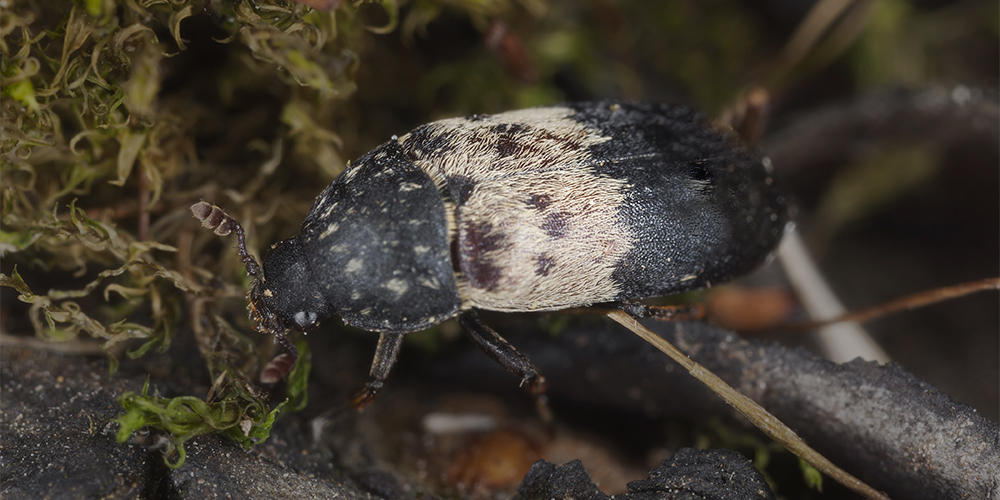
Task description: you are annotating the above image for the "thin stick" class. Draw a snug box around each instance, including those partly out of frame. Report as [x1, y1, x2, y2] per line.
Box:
[606, 309, 890, 500]
[782, 277, 1000, 332]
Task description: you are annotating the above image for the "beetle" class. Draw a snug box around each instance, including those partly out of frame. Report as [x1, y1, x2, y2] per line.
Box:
[192, 100, 787, 408]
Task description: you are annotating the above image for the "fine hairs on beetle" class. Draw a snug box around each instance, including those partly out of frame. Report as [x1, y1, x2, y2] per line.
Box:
[193, 100, 785, 405]
[192, 101, 890, 500]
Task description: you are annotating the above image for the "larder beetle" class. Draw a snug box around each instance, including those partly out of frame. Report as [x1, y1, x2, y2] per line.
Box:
[192, 100, 787, 408]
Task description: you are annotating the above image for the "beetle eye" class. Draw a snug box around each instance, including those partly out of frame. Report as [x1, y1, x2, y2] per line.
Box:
[292, 310, 319, 329]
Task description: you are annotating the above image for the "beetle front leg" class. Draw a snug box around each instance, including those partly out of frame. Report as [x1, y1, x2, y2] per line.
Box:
[351, 332, 404, 410]
[458, 311, 552, 421]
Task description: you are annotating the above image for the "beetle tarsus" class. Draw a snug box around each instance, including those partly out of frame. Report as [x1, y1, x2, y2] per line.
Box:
[349, 333, 404, 408]
[351, 381, 383, 410]
[521, 373, 548, 396]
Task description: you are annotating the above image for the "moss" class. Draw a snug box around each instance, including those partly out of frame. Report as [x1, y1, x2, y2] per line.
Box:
[115, 377, 288, 468]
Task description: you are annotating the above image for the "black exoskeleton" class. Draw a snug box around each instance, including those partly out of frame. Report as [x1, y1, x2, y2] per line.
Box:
[192, 100, 787, 410]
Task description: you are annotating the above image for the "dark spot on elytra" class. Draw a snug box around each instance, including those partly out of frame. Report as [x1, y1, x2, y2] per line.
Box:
[496, 136, 522, 158]
[448, 175, 477, 205]
[400, 125, 457, 158]
[542, 211, 571, 238]
[525, 194, 552, 211]
[467, 259, 504, 292]
[492, 123, 526, 134]
[464, 221, 507, 254]
[535, 254, 555, 276]
[461, 221, 508, 291]
[535, 129, 583, 151]
[494, 123, 530, 158]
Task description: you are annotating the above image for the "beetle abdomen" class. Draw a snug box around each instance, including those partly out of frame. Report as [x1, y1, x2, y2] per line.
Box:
[571, 102, 787, 298]
[398, 101, 785, 311]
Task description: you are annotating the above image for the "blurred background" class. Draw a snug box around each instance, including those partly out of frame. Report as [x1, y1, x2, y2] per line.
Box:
[2, 0, 997, 498]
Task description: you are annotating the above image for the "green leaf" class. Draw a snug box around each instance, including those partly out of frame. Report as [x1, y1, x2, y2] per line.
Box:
[799, 458, 824, 492]
[283, 340, 311, 414]
[0, 267, 34, 299]
[2, 79, 40, 113]
[111, 129, 146, 187]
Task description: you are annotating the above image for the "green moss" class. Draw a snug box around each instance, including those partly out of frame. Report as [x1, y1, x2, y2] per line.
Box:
[115, 377, 287, 468]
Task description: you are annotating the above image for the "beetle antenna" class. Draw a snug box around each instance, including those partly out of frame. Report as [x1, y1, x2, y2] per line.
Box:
[191, 201, 262, 278]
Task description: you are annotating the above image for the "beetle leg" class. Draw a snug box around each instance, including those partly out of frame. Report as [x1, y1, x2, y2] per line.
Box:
[260, 329, 299, 384]
[351, 332, 404, 410]
[611, 301, 705, 322]
[458, 311, 552, 421]
[275, 329, 299, 360]
[458, 311, 547, 394]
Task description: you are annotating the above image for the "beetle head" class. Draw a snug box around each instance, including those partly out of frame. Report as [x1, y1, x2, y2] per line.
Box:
[191, 202, 333, 339]
[251, 238, 334, 333]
